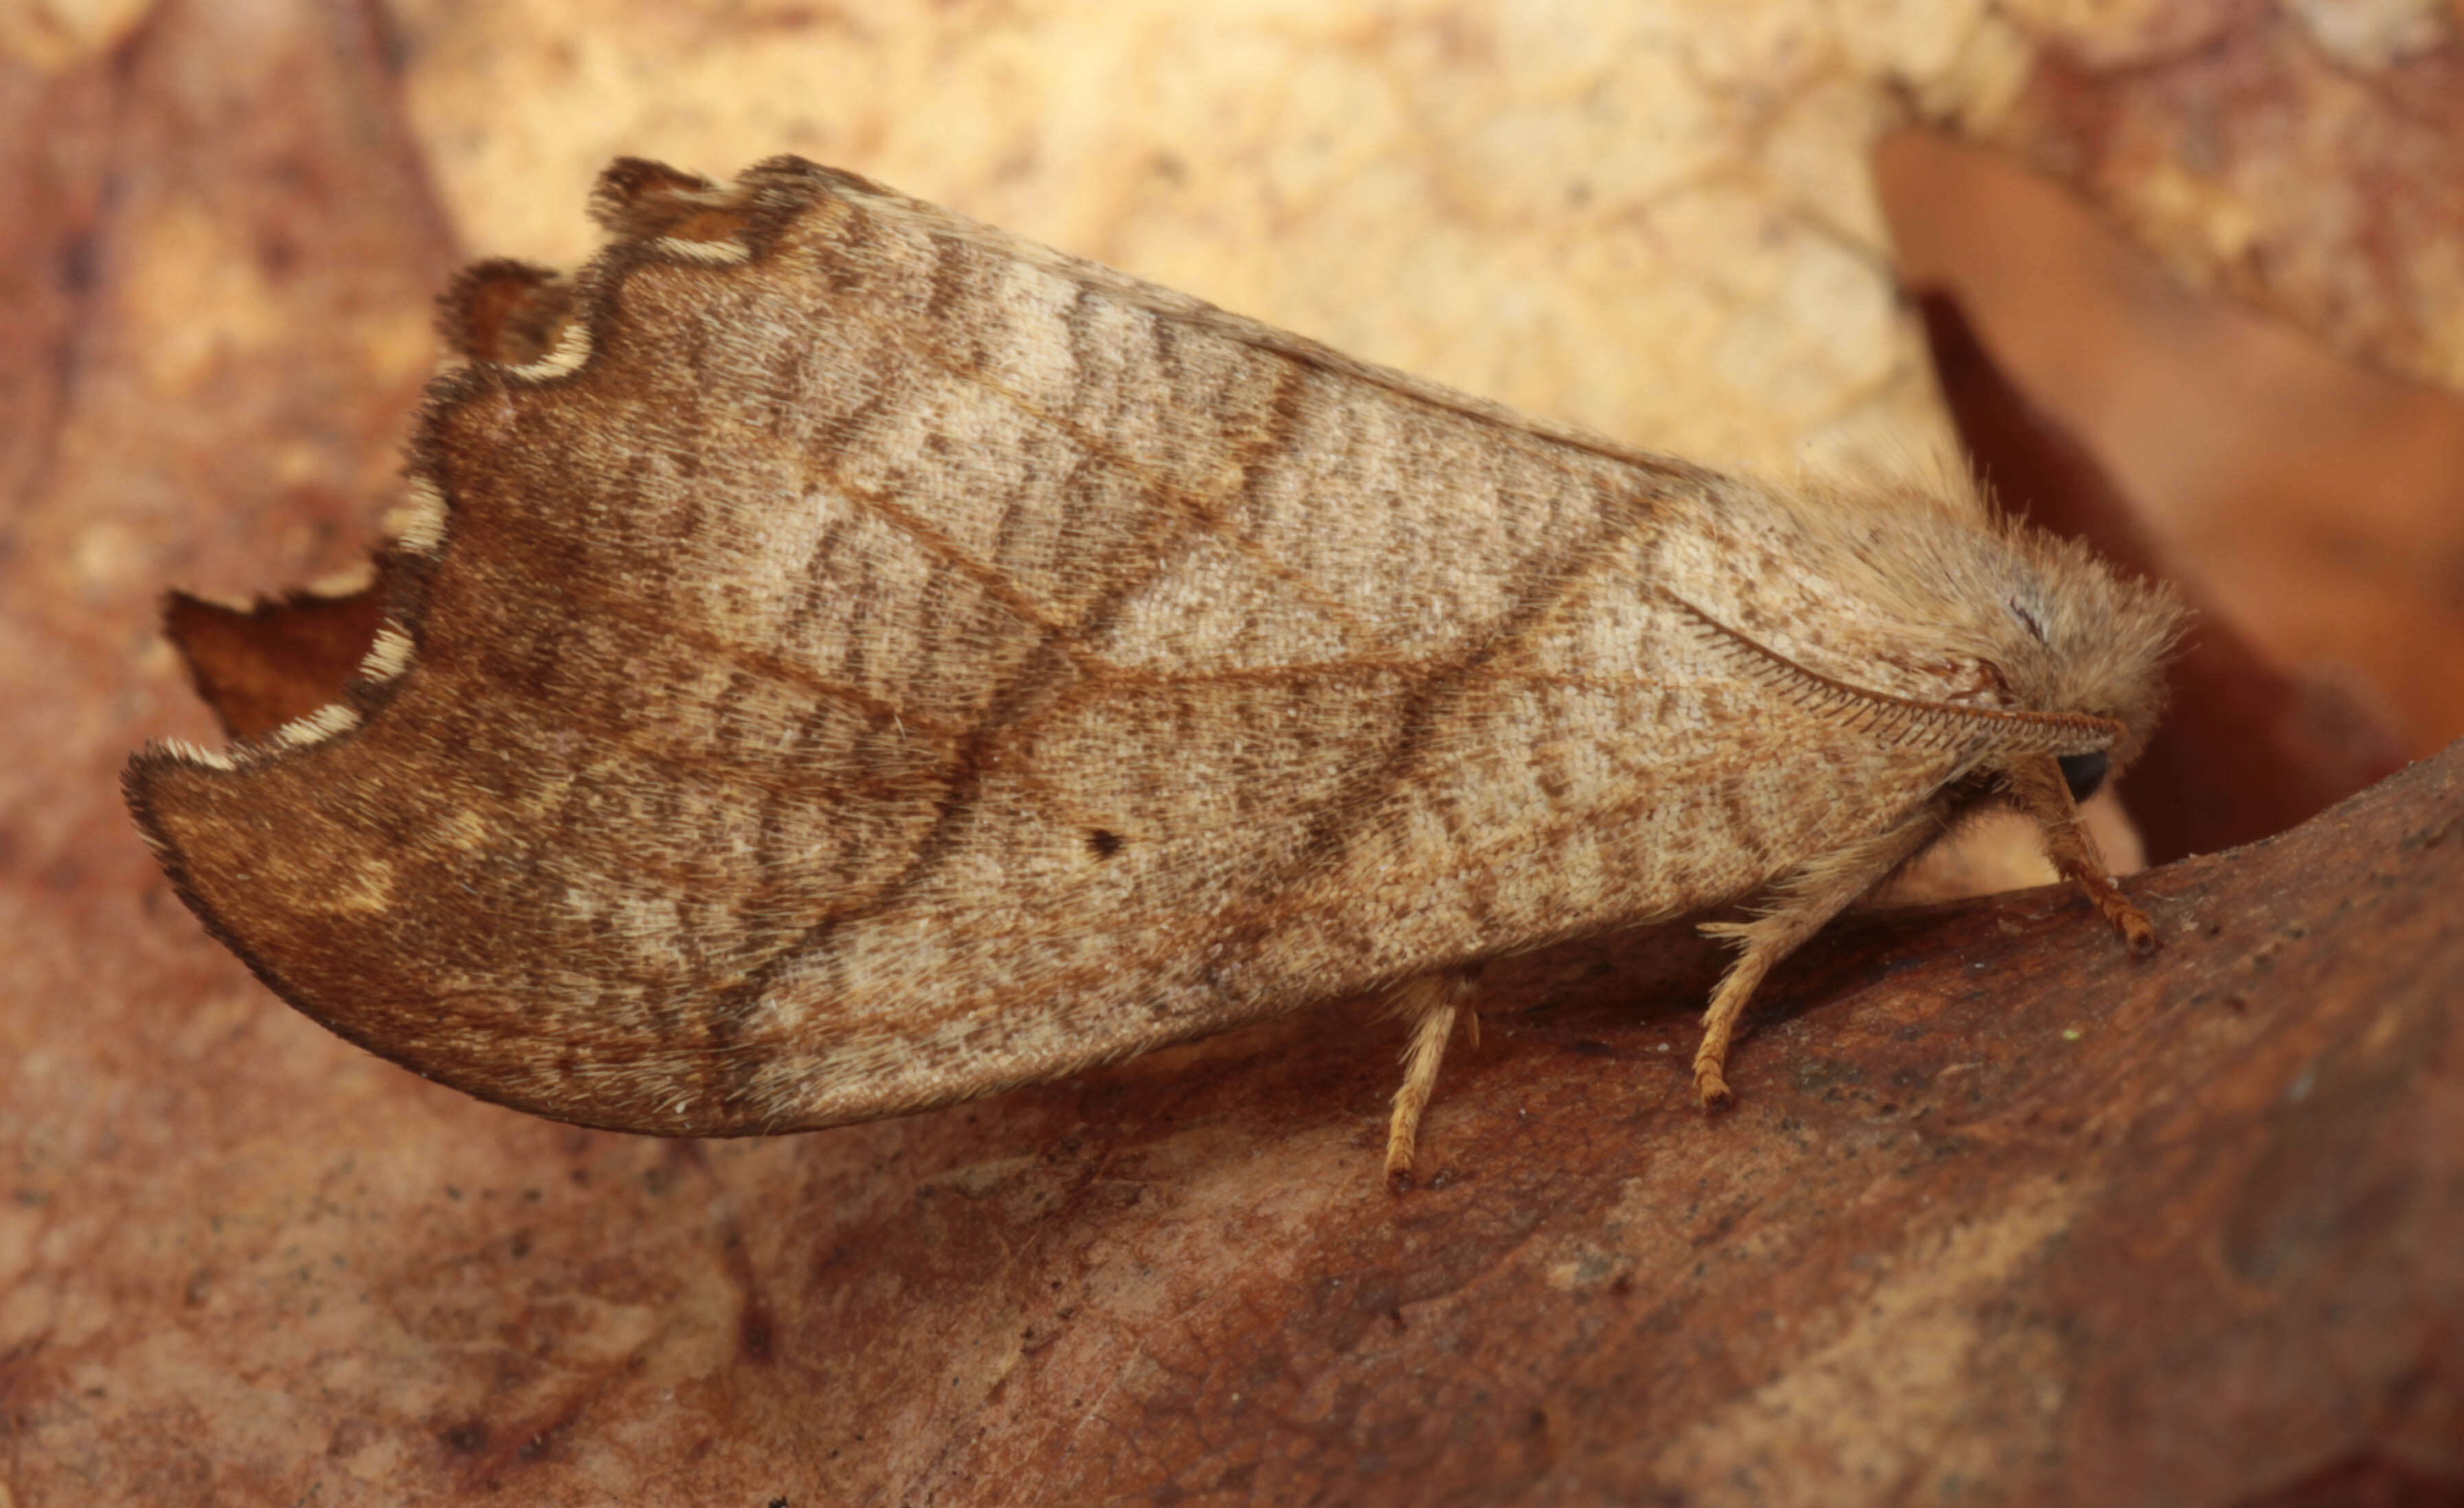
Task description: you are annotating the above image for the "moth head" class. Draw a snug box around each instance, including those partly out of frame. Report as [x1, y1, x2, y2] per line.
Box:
[1786, 467, 2187, 785]
[1985, 524, 2188, 782]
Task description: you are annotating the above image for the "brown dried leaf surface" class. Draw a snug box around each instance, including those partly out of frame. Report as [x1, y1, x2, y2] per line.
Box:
[1964, 0, 2464, 394]
[7, 0, 2463, 1504]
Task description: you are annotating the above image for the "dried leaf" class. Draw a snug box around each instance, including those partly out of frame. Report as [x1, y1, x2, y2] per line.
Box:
[1965, 0, 2464, 392]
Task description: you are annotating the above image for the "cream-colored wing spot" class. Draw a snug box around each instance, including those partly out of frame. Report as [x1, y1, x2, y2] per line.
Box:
[384, 475, 449, 557]
[652, 236, 751, 267]
[158, 737, 238, 772]
[504, 322, 593, 382]
[269, 702, 362, 749]
[357, 623, 416, 685]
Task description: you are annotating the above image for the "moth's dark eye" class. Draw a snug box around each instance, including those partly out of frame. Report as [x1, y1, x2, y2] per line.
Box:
[2058, 751, 2108, 802]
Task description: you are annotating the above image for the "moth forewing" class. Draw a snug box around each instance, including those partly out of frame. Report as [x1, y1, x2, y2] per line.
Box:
[122, 155, 2184, 1179]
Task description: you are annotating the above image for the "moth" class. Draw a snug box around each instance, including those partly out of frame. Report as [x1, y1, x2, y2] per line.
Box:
[124, 157, 2184, 1184]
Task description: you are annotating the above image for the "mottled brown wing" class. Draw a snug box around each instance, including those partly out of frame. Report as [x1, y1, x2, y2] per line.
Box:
[124, 159, 1965, 1134]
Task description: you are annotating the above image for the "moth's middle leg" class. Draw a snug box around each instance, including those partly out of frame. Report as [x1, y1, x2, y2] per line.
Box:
[1693, 813, 1942, 1107]
[1382, 966, 1481, 1189]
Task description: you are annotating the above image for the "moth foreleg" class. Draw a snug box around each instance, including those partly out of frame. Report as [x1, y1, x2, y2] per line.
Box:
[1382, 967, 1481, 1190]
[1694, 814, 1944, 1108]
[2005, 754, 2157, 949]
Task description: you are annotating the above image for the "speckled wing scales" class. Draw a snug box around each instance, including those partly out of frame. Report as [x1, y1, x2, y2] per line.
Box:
[123, 157, 2146, 1147]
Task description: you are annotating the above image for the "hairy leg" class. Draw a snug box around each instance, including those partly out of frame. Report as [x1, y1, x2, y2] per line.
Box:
[2004, 754, 2157, 948]
[1383, 967, 1481, 1188]
[1694, 811, 1945, 1107]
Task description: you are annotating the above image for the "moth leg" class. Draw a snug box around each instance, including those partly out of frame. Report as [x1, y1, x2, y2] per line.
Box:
[1383, 967, 1481, 1189]
[2005, 754, 2156, 949]
[1694, 815, 1942, 1108]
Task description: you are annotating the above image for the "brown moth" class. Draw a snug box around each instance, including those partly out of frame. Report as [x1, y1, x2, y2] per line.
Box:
[124, 157, 2184, 1184]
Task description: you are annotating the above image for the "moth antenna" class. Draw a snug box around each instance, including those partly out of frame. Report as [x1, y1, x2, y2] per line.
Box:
[1661, 590, 2127, 758]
